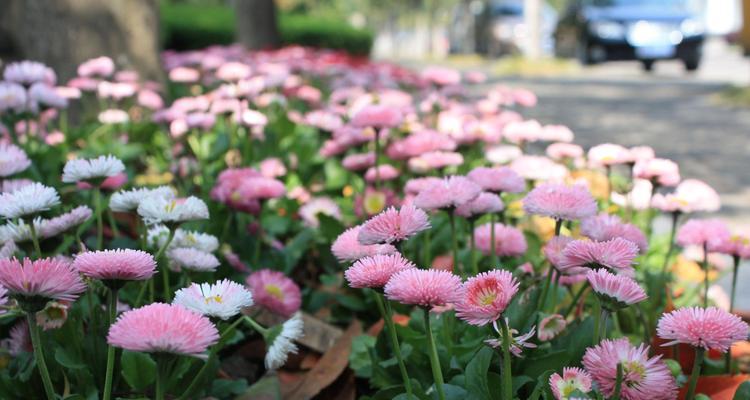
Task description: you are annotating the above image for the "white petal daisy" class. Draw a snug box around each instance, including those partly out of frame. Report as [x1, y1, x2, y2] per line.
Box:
[110, 186, 175, 212]
[168, 247, 220, 272]
[264, 313, 304, 370]
[62, 154, 125, 183]
[0, 143, 31, 177]
[173, 279, 253, 320]
[0, 182, 60, 219]
[137, 196, 209, 226]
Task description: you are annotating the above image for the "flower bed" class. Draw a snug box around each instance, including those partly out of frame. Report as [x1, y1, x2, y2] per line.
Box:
[0, 46, 748, 400]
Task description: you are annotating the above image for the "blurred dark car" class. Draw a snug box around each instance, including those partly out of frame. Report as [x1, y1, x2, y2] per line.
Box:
[554, 0, 705, 70]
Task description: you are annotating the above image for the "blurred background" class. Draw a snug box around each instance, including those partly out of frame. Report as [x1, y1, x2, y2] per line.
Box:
[2, 0, 750, 297]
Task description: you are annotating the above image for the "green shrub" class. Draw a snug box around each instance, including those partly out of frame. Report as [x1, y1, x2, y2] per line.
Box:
[160, 2, 373, 55]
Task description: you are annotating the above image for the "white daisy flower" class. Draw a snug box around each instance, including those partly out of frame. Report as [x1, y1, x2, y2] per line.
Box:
[137, 195, 209, 226]
[110, 186, 175, 212]
[0, 182, 60, 219]
[173, 279, 254, 320]
[62, 154, 125, 183]
[0, 143, 31, 177]
[0, 241, 17, 259]
[0, 220, 33, 243]
[167, 247, 220, 272]
[149, 226, 219, 252]
[264, 313, 304, 370]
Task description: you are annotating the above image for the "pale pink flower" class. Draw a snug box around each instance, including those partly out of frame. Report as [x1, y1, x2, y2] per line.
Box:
[387, 130, 457, 159]
[629, 146, 655, 163]
[0, 178, 32, 194]
[413, 176, 482, 210]
[4, 61, 56, 86]
[485, 320, 537, 356]
[216, 61, 251, 81]
[408, 151, 464, 173]
[77, 56, 115, 77]
[97, 81, 136, 100]
[522, 183, 597, 221]
[485, 145, 522, 164]
[236, 109, 268, 127]
[513, 88, 537, 107]
[351, 104, 403, 129]
[421, 66, 461, 86]
[582, 338, 677, 400]
[633, 158, 680, 187]
[304, 110, 343, 132]
[511, 155, 568, 181]
[237, 177, 286, 200]
[538, 314, 567, 341]
[455, 192, 504, 218]
[73, 249, 156, 283]
[384, 269, 464, 308]
[137, 89, 164, 110]
[544, 236, 575, 271]
[587, 143, 632, 168]
[342, 152, 375, 171]
[0, 82, 28, 113]
[651, 179, 721, 213]
[0, 258, 86, 303]
[559, 238, 639, 276]
[345, 253, 416, 289]
[0, 143, 31, 177]
[549, 367, 592, 400]
[39, 206, 93, 238]
[259, 158, 286, 178]
[657, 306, 749, 352]
[504, 119, 543, 144]
[169, 67, 201, 83]
[168, 248, 219, 272]
[474, 223, 528, 257]
[358, 205, 430, 245]
[36, 301, 69, 331]
[365, 164, 399, 183]
[298, 197, 342, 228]
[581, 214, 648, 253]
[467, 166, 525, 194]
[587, 269, 647, 310]
[331, 226, 397, 262]
[546, 143, 584, 161]
[2, 320, 31, 356]
[28, 83, 68, 110]
[714, 232, 750, 259]
[455, 270, 519, 325]
[107, 303, 219, 355]
[404, 177, 443, 195]
[676, 218, 731, 251]
[465, 71, 487, 83]
[246, 269, 302, 318]
[540, 125, 574, 143]
[98, 109, 129, 124]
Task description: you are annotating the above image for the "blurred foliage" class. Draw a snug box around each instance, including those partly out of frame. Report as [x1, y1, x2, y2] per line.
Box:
[160, 1, 373, 55]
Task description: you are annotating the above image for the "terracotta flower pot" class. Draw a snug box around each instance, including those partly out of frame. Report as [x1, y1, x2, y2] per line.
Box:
[677, 374, 750, 400]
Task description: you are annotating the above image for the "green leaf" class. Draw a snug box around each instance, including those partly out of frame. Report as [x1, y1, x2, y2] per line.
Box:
[465, 347, 493, 400]
[350, 335, 376, 378]
[55, 347, 87, 370]
[120, 350, 156, 391]
[734, 381, 750, 400]
[441, 383, 469, 400]
[236, 375, 281, 400]
[528, 370, 555, 400]
[324, 158, 348, 189]
[210, 378, 248, 397]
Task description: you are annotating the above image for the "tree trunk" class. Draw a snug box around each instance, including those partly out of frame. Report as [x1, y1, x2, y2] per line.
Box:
[0, 0, 162, 82]
[524, 0, 543, 59]
[234, 0, 281, 50]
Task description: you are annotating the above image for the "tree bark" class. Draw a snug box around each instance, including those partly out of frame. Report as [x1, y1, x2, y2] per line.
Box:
[234, 0, 281, 50]
[0, 0, 162, 82]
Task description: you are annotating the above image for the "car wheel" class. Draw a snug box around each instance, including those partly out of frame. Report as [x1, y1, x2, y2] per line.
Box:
[576, 39, 594, 65]
[683, 56, 700, 71]
[641, 59, 655, 72]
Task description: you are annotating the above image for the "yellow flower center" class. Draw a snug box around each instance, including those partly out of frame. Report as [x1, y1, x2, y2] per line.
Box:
[204, 295, 223, 304]
[265, 284, 284, 300]
[478, 291, 497, 306]
[164, 200, 178, 213]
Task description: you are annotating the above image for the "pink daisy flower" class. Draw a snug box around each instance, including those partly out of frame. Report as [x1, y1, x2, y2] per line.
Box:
[404, 177, 443, 195]
[72, 249, 157, 285]
[538, 314, 567, 341]
[413, 175, 481, 211]
[0, 258, 86, 306]
[246, 269, 302, 318]
[237, 177, 286, 200]
[467, 166, 526, 194]
[384, 269, 464, 308]
[522, 183, 597, 221]
[510, 155, 568, 182]
[559, 238, 639, 276]
[331, 226, 397, 262]
[350, 104, 403, 129]
[657, 306, 749, 353]
[474, 223, 528, 257]
[358, 205, 431, 245]
[364, 164, 400, 183]
[651, 179, 720, 214]
[549, 367, 592, 400]
[455, 192, 504, 218]
[546, 143, 584, 161]
[342, 152, 375, 171]
[581, 214, 648, 253]
[387, 130, 457, 160]
[345, 253, 416, 289]
[582, 338, 677, 400]
[544, 236, 575, 271]
[713, 232, 750, 259]
[107, 303, 219, 356]
[676, 218, 731, 251]
[455, 270, 519, 326]
[587, 143, 632, 168]
[633, 158, 680, 187]
[421, 66, 461, 86]
[587, 269, 647, 310]
[407, 151, 464, 172]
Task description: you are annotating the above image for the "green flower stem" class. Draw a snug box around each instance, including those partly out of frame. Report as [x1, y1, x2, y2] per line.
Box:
[155, 228, 176, 302]
[423, 309, 445, 400]
[658, 212, 680, 282]
[374, 292, 413, 398]
[727, 255, 740, 373]
[592, 299, 602, 346]
[499, 318, 513, 400]
[538, 266, 553, 312]
[374, 127, 381, 190]
[27, 218, 43, 259]
[27, 313, 56, 400]
[612, 363, 623, 400]
[154, 355, 170, 400]
[469, 219, 478, 276]
[243, 315, 269, 336]
[94, 187, 104, 250]
[554, 218, 563, 237]
[685, 348, 705, 400]
[423, 229, 432, 268]
[563, 282, 588, 318]
[107, 209, 120, 238]
[103, 289, 118, 400]
[179, 317, 244, 399]
[599, 309, 610, 341]
[449, 211, 459, 275]
[701, 243, 709, 308]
